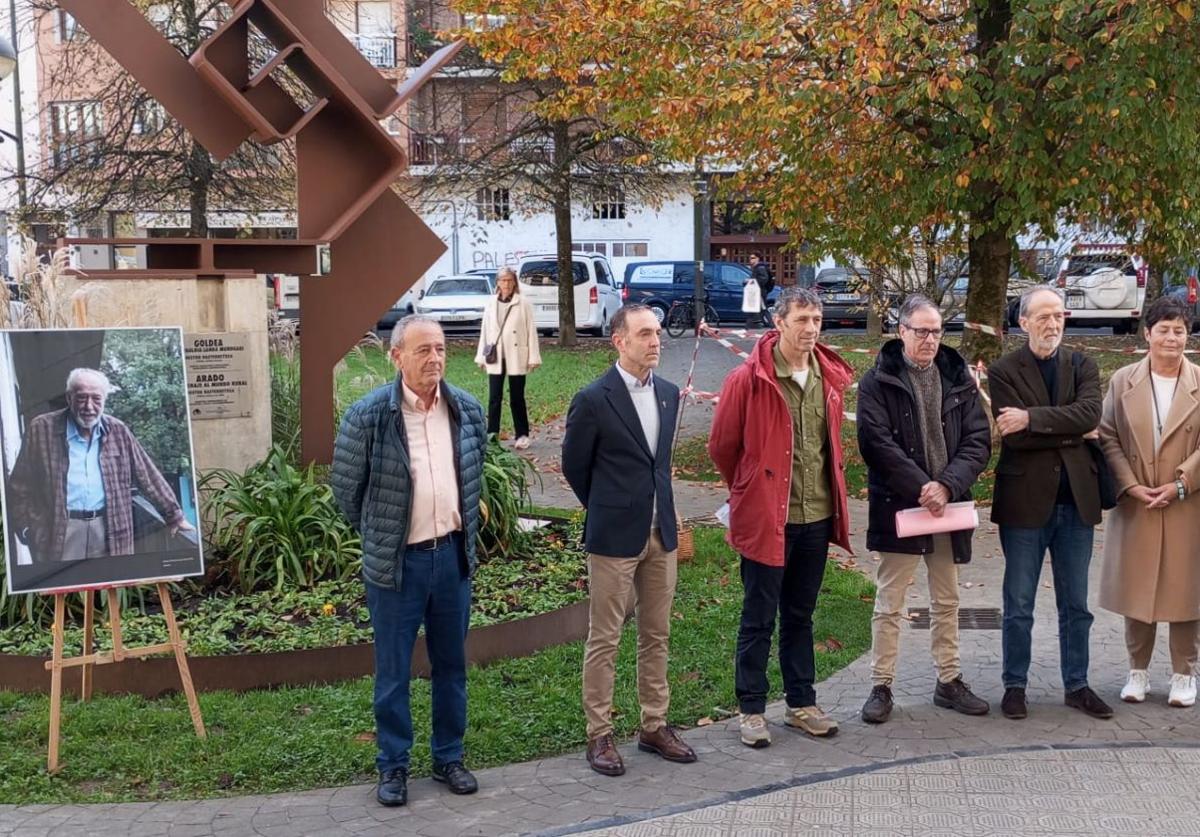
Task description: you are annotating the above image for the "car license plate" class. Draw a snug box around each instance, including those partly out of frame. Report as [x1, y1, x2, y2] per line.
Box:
[539, 304, 557, 312]
[1066, 294, 1084, 309]
[833, 293, 859, 302]
[442, 313, 472, 322]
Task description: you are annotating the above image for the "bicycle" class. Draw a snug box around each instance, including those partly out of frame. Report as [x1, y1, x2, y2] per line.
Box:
[665, 296, 719, 338]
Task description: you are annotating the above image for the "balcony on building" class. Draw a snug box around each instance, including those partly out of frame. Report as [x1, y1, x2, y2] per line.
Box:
[352, 33, 397, 68]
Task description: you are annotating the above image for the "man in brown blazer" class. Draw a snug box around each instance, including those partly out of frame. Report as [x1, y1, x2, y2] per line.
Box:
[988, 286, 1112, 721]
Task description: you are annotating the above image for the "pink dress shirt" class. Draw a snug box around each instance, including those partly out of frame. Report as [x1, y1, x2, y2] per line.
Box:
[401, 382, 462, 543]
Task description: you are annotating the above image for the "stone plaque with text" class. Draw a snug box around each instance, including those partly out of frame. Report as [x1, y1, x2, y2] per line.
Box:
[184, 332, 253, 419]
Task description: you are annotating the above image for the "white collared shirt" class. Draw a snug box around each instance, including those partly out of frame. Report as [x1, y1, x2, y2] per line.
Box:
[615, 362, 659, 457]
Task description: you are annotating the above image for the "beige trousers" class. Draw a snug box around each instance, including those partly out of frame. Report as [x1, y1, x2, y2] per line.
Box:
[871, 535, 961, 686]
[1125, 617, 1200, 676]
[582, 530, 677, 739]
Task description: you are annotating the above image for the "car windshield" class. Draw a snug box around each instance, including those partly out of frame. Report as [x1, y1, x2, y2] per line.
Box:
[519, 260, 589, 286]
[426, 278, 490, 296]
[1064, 254, 1134, 276]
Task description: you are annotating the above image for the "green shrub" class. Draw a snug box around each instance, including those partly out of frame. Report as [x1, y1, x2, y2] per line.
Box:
[477, 437, 539, 563]
[200, 445, 362, 593]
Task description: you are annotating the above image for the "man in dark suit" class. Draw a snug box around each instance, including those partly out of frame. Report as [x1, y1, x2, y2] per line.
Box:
[562, 303, 697, 777]
[988, 286, 1111, 721]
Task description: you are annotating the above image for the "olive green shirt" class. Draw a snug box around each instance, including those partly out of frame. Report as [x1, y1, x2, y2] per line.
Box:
[773, 346, 833, 524]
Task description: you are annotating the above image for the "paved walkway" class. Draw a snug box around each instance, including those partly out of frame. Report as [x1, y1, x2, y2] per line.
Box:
[5, 331, 1200, 836]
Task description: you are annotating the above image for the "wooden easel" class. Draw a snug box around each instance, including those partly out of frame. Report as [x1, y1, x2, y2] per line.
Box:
[44, 579, 206, 772]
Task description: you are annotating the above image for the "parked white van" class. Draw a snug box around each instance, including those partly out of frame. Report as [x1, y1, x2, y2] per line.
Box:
[517, 253, 622, 335]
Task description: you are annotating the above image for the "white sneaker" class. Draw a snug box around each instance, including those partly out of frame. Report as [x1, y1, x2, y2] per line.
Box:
[1168, 673, 1197, 707]
[1121, 669, 1151, 703]
[739, 713, 771, 748]
[514, 436, 530, 450]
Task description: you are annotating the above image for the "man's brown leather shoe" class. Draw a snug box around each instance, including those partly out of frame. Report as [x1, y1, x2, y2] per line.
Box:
[586, 734, 625, 776]
[637, 725, 697, 763]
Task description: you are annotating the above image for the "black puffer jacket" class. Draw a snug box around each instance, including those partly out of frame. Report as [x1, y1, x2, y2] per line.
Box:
[856, 340, 991, 563]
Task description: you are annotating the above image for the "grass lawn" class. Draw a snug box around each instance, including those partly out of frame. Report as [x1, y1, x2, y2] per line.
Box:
[0, 527, 872, 804]
[334, 339, 616, 436]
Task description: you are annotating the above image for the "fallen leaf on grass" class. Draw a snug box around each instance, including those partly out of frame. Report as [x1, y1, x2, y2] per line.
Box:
[679, 671, 701, 683]
[696, 717, 714, 726]
[354, 732, 376, 743]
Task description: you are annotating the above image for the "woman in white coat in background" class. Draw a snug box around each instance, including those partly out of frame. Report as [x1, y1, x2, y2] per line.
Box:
[476, 267, 541, 449]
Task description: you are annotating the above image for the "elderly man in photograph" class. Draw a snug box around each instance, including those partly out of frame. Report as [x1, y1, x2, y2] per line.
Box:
[7, 367, 193, 563]
[332, 315, 486, 807]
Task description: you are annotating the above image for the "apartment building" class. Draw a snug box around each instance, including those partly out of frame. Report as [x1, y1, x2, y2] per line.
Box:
[0, 1, 807, 285]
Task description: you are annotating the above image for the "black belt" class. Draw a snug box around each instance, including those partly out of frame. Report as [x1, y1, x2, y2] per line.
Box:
[407, 532, 459, 551]
[68, 508, 105, 520]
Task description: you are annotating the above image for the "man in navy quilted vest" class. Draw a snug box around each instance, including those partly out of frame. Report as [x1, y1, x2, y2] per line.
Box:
[332, 314, 487, 808]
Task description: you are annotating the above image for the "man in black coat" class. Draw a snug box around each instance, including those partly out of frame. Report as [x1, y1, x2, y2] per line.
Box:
[988, 286, 1111, 721]
[561, 303, 697, 777]
[856, 295, 992, 724]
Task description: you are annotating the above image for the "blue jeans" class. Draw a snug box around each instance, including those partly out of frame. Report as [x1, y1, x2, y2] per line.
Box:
[365, 535, 471, 773]
[999, 504, 1095, 692]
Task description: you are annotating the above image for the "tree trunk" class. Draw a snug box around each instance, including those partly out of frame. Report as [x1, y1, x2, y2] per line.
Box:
[552, 120, 576, 347]
[961, 222, 1009, 363]
[187, 139, 212, 237]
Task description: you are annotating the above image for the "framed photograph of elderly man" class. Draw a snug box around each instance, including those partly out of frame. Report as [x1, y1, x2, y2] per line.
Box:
[0, 327, 203, 595]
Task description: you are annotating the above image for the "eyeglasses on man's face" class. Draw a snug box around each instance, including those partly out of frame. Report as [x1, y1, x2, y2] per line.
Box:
[902, 326, 944, 341]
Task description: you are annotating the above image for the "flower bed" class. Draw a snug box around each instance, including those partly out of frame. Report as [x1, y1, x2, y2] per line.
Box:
[0, 515, 588, 696]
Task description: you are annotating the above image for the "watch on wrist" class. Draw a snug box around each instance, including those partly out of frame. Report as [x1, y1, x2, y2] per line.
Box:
[1176, 479, 1187, 502]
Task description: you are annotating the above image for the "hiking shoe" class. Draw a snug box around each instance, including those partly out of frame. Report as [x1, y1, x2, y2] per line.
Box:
[934, 677, 990, 716]
[1169, 673, 1197, 708]
[860, 685, 894, 724]
[1001, 687, 1027, 720]
[739, 713, 771, 748]
[1120, 669, 1150, 703]
[784, 704, 839, 737]
[1065, 686, 1114, 719]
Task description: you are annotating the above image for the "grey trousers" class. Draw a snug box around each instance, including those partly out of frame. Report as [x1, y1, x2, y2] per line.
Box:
[63, 517, 107, 561]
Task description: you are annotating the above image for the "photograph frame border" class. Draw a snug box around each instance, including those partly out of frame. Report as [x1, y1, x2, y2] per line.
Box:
[0, 325, 206, 596]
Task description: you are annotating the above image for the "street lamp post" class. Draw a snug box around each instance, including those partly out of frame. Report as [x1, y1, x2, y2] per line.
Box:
[0, 20, 25, 213]
[692, 172, 708, 333]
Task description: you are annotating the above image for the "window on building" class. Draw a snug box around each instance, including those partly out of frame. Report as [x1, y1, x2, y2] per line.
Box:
[58, 10, 83, 41]
[463, 13, 507, 31]
[572, 241, 608, 256]
[475, 187, 511, 221]
[591, 189, 626, 220]
[611, 242, 648, 258]
[50, 101, 103, 168]
[132, 100, 167, 135]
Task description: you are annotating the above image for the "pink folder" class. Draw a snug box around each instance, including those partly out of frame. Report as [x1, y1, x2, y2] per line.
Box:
[894, 501, 979, 538]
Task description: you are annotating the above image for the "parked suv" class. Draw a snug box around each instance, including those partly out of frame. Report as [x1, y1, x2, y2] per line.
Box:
[622, 260, 779, 326]
[1055, 243, 1146, 333]
[517, 253, 622, 335]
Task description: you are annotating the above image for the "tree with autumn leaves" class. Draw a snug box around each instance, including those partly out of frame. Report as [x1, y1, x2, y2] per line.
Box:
[461, 0, 1200, 360]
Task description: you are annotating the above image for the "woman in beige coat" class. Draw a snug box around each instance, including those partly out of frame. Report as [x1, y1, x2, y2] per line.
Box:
[476, 267, 541, 449]
[1099, 296, 1200, 708]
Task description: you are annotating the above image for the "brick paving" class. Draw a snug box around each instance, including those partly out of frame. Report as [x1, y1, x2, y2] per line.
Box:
[4, 331, 1200, 836]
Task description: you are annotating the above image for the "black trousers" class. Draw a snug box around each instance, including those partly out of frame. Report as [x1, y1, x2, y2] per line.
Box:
[735, 517, 833, 713]
[487, 361, 529, 438]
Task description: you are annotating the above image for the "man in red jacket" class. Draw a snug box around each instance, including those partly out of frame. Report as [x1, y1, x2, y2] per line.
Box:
[709, 286, 854, 748]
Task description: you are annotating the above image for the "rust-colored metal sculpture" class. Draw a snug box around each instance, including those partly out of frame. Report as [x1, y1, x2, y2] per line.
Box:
[57, 0, 463, 463]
